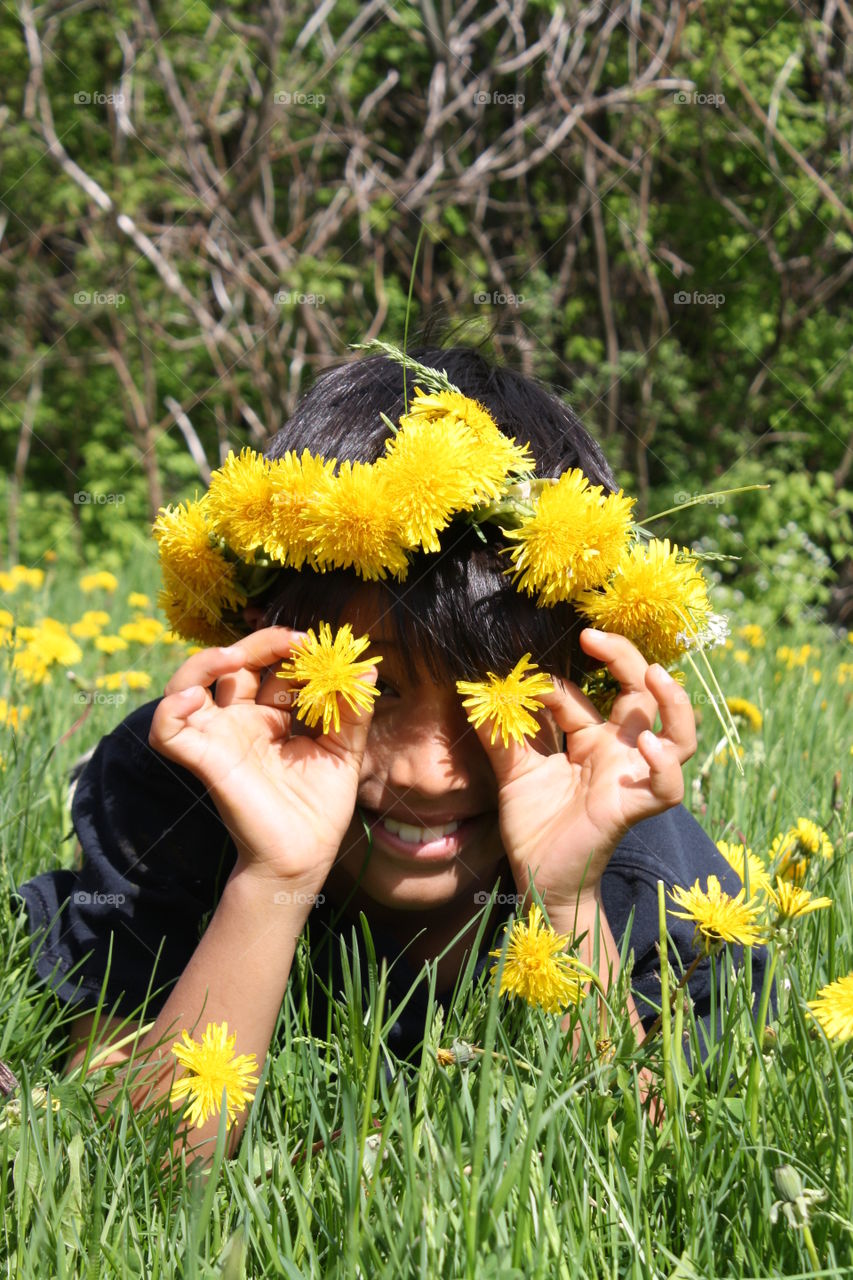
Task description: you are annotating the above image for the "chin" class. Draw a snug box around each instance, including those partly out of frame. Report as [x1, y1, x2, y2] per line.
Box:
[358, 861, 477, 912]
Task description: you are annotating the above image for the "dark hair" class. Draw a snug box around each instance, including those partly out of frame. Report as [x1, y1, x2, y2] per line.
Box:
[258, 344, 617, 683]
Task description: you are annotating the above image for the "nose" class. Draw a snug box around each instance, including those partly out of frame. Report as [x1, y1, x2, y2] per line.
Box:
[382, 690, 488, 799]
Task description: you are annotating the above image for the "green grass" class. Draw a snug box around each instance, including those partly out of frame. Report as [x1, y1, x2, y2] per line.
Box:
[1, 560, 852, 1278]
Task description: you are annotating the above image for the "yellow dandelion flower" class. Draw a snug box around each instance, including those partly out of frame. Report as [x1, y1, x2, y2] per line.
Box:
[119, 619, 164, 645]
[204, 447, 276, 563]
[124, 671, 152, 690]
[576, 538, 713, 667]
[156, 578, 246, 648]
[457, 655, 555, 748]
[489, 903, 585, 1013]
[733, 649, 751, 665]
[127, 592, 150, 609]
[303, 461, 409, 581]
[95, 672, 124, 691]
[264, 449, 336, 569]
[170, 1021, 260, 1130]
[399, 386, 534, 500]
[80, 571, 118, 593]
[770, 819, 834, 882]
[668, 874, 765, 954]
[95, 635, 128, 654]
[808, 975, 853, 1043]
[276, 621, 382, 734]
[14, 619, 82, 669]
[0, 609, 13, 627]
[767, 878, 832, 922]
[505, 470, 635, 604]
[725, 697, 762, 732]
[3, 566, 45, 590]
[737, 623, 765, 648]
[70, 617, 103, 639]
[715, 840, 772, 895]
[11, 648, 50, 684]
[837, 662, 853, 686]
[377, 417, 481, 552]
[153, 498, 247, 622]
[0, 699, 31, 730]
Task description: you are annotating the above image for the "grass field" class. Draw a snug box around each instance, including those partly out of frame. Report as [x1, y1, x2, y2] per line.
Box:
[1, 555, 852, 1278]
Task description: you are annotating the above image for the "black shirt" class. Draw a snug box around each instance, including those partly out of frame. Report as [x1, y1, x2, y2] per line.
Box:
[9, 696, 768, 1061]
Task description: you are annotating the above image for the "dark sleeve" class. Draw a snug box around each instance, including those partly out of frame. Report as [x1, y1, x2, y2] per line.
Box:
[601, 804, 771, 1056]
[8, 696, 238, 1022]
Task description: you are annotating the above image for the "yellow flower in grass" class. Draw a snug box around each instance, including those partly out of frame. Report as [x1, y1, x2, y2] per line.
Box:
[277, 621, 382, 734]
[770, 819, 834, 882]
[808, 974, 853, 1043]
[767, 879, 832, 922]
[303, 461, 410, 581]
[505, 470, 635, 604]
[153, 498, 247, 626]
[170, 1021, 260, 1130]
[669, 874, 765, 954]
[377, 417, 481, 552]
[13, 619, 82, 673]
[489, 903, 585, 1013]
[576, 539, 714, 667]
[11, 649, 50, 684]
[127, 592, 150, 609]
[71, 613, 106, 638]
[725, 696, 763, 732]
[456, 655, 554, 748]
[737, 623, 765, 648]
[119, 618, 164, 645]
[79, 571, 118, 593]
[715, 840, 772, 895]
[95, 671, 152, 691]
[399, 387, 534, 500]
[204, 447, 278, 564]
[95, 635, 128, 654]
[0, 565, 45, 592]
[0, 699, 31, 730]
[264, 449, 336, 569]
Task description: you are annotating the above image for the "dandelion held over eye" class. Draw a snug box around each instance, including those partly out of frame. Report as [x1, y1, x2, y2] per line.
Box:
[489, 903, 589, 1013]
[169, 1021, 260, 1130]
[276, 621, 382, 734]
[456, 654, 554, 747]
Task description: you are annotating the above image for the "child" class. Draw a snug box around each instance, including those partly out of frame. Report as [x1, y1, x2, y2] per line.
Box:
[12, 344, 766, 1159]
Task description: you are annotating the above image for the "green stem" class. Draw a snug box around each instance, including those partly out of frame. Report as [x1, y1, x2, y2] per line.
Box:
[657, 881, 678, 1133]
[747, 947, 778, 1142]
[639, 484, 771, 525]
[801, 1223, 821, 1271]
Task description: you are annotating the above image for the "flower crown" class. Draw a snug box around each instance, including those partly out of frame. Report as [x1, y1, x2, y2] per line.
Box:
[151, 342, 751, 756]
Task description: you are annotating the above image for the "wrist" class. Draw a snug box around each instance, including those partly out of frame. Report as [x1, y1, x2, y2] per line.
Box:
[223, 866, 320, 929]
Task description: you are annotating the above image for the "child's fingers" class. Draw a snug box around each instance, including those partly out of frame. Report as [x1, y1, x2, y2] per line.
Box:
[643, 664, 697, 762]
[463, 707, 547, 786]
[578, 629, 659, 724]
[536, 676, 605, 737]
[635, 728, 686, 806]
[163, 627, 306, 704]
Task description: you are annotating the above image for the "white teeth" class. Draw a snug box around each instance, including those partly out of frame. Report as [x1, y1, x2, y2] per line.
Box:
[382, 818, 460, 843]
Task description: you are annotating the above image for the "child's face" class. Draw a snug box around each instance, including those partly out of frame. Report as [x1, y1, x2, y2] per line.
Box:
[251, 592, 563, 915]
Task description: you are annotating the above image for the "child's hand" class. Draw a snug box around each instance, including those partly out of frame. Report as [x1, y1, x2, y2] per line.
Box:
[468, 628, 697, 912]
[148, 627, 378, 895]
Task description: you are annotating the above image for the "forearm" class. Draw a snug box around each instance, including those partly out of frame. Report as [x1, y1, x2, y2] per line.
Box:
[546, 890, 644, 1041]
[90, 872, 310, 1161]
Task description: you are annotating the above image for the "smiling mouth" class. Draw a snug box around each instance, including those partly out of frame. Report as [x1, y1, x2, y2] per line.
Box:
[358, 807, 491, 861]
